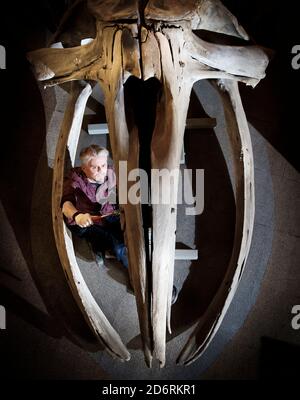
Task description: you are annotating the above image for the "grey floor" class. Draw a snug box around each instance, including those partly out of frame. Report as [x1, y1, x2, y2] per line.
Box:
[1, 80, 299, 380]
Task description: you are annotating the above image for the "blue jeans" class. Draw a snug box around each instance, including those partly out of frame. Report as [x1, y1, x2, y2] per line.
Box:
[68, 216, 128, 268]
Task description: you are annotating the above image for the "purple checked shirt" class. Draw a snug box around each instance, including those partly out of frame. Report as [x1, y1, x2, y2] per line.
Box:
[61, 165, 117, 226]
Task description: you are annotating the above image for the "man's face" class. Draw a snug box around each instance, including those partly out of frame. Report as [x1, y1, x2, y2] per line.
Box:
[82, 155, 108, 183]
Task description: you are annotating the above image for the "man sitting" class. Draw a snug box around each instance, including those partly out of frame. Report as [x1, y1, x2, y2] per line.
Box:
[61, 144, 128, 268]
[61, 144, 178, 303]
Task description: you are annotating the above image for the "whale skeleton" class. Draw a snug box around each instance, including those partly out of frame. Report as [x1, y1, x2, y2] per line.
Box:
[27, 0, 269, 367]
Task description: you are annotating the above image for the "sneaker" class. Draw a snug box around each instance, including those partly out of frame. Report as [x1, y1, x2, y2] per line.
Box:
[94, 251, 105, 268]
[171, 285, 178, 305]
[114, 244, 128, 269]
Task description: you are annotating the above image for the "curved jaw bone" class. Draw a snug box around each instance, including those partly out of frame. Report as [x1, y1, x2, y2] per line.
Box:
[52, 81, 130, 362]
[177, 78, 256, 365]
[27, 0, 269, 368]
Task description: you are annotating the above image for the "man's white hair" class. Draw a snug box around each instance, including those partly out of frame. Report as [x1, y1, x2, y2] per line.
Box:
[79, 145, 109, 165]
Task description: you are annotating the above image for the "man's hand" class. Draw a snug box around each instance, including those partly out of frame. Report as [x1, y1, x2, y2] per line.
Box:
[74, 213, 93, 228]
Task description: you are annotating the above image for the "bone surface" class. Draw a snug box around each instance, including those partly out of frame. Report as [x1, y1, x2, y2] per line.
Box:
[177, 79, 256, 365]
[52, 81, 130, 362]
